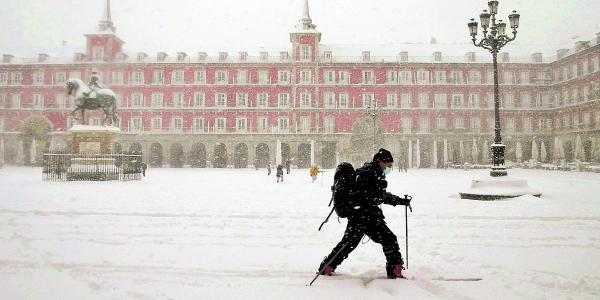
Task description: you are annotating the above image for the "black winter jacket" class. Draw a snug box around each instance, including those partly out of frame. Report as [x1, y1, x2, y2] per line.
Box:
[352, 161, 410, 220]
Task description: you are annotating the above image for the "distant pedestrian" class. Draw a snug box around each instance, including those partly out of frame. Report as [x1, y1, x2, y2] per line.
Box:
[285, 159, 291, 174]
[276, 164, 284, 183]
[310, 166, 319, 183]
[141, 162, 147, 176]
[267, 163, 272, 176]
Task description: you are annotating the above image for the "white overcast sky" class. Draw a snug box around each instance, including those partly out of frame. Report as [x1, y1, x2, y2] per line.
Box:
[1, 0, 599, 57]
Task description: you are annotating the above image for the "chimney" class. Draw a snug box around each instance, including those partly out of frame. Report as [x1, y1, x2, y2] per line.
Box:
[530, 52, 543, 63]
[218, 52, 228, 61]
[2, 54, 14, 63]
[177, 52, 187, 62]
[137, 52, 148, 62]
[399, 51, 408, 62]
[465, 52, 476, 62]
[157, 52, 168, 62]
[38, 53, 49, 63]
[197, 52, 207, 61]
[556, 49, 569, 59]
[74, 53, 86, 62]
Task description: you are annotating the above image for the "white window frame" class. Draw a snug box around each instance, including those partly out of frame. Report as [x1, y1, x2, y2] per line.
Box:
[33, 70, 44, 85]
[324, 117, 336, 133]
[434, 93, 447, 109]
[362, 70, 374, 85]
[258, 70, 269, 84]
[194, 70, 206, 83]
[152, 117, 163, 131]
[54, 72, 66, 85]
[452, 94, 464, 108]
[92, 47, 104, 61]
[152, 93, 164, 107]
[400, 93, 411, 108]
[278, 71, 290, 84]
[324, 70, 335, 84]
[132, 93, 144, 108]
[418, 93, 429, 108]
[339, 93, 349, 108]
[278, 93, 289, 107]
[132, 71, 144, 85]
[257, 117, 268, 132]
[339, 71, 349, 84]
[257, 93, 268, 108]
[278, 117, 289, 132]
[236, 70, 248, 84]
[468, 93, 480, 108]
[236, 93, 248, 107]
[402, 118, 412, 133]
[299, 116, 311, 133]
[32, 93, 44, 109]
[419, 118, 429, 133]
[386, 70, 397, 83]
[193, 92, 205, 107]
[454, 117, 465, 129]
[236, 117, 247, 132]
[171, 117, 184, 131]
[111, 71, 123, 85]
[300, 92, 311, 108]
[0, 72, 7, 85]
[153, 70, 164, 84]
[216, 93, 227, 107]
[436, 117, 446, 129]
[363, 93, 375, 108]
[215, 118, 226, 132]
[216, 70, 228, 84]
[387, 93, 397, 108]
[11, 94, 21, 108]
[193, 118, 204, 132]
[172, 70, 184, 84]
[172, 92, 185, 107]
[417, 70, 429, 84]
[300, 70, 312, 84]
[324, 93, 336, 108]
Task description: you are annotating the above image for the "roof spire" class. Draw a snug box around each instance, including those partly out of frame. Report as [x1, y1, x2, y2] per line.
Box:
[298, 0, 316, 30]
[98, 0, 116, 33]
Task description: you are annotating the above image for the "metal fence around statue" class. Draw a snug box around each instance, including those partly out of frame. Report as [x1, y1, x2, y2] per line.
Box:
[42, 152, 143, 181]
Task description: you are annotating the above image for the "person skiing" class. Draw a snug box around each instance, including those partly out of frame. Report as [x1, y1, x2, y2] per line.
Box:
[276, 164, 284, 183]
[317, 148, 412, 279]
[310, 165, 319, 183]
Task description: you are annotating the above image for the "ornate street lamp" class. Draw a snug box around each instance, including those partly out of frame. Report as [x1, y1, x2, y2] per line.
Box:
[366, 102, 380, 155]
[468, 1, 520, 177]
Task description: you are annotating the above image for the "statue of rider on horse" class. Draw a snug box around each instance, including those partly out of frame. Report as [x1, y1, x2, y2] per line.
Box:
[67, 71, 118, 126]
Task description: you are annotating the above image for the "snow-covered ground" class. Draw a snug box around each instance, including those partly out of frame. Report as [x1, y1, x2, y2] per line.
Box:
[1, 166, 599, 299]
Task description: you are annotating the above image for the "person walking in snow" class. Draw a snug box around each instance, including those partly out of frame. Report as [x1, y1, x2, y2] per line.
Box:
[317, 148, 412, 279]
[276, 164, 284, 183]
[285, 159, 291, 174]
[310, 166, 319, 183]
[267, 163, 272, 176]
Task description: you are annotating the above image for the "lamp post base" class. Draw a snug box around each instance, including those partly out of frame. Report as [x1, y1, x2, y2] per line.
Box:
[490, 167, 508, 177]
[490, 143, 507, 177]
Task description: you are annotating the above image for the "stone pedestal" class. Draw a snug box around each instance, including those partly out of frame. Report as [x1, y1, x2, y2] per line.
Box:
[459, 175, 541, 200]
[69, 125, 121, 154]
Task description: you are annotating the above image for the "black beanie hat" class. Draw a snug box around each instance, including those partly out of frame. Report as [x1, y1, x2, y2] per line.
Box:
[373, 148, 394, 163]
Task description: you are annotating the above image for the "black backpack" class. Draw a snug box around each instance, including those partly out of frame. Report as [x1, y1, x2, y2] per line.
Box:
[318, 162, 356, 230]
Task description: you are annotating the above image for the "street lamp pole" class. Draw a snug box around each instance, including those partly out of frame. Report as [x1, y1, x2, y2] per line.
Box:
[468, 0, 520, 177]
[367, 102, 380, 155]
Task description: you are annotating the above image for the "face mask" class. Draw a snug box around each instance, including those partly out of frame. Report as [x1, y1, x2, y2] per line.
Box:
[383, 167, 392, 175]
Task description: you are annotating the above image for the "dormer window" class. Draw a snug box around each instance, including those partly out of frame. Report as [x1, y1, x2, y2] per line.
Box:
[219, 52, 228, 61]
[239, 52, 248, 61]
[433, 52, 442, 62]
[2, 54, 14, 63]
[177, 52, 187, 62]
[362, 51, 371, 62]
[280, 52, 289, 61]
[500, 52, 510, 62]
[116, 52, 128, 61]
[38, 54, 49, 63]
[301, 46, 311, 60]
[324, 51, 332, 61]
[399, 52, 408, 62]
[198, 52, 207, 62]
[465, 52, 476, 62]
[74, 53, 86, 62]
[260, 51, 268, 61]
[93, 47, 104, 61]
[157, 52, 168, 62]
[137, 52, 148, 62]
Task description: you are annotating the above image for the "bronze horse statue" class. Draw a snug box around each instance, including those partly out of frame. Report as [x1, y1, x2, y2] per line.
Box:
[66, 78, 118, 126]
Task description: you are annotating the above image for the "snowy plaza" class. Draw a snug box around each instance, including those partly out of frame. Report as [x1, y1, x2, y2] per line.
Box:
[1, 166, 599, 299]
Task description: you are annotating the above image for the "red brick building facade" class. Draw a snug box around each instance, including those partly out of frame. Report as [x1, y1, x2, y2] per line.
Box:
[1, 0, 600, 168]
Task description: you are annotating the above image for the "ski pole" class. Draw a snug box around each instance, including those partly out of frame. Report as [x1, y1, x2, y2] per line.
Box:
[308, 242, 350, 286]
[404, 195, 412, 269]
[318, 207, 335, 231]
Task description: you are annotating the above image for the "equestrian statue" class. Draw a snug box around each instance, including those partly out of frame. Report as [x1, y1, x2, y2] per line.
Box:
[67, 72, 118, 126]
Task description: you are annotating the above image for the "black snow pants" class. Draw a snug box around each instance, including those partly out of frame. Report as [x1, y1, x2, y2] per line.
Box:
[319, 216, 403, 270]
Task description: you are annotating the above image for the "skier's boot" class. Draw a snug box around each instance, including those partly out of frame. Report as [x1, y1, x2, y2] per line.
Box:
[386, 263, 405, 279]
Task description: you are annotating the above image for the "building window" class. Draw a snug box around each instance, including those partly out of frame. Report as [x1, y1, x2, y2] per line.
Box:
[278, 71, 290, 83]
[149, 93, 163, 107]
[215, 118, 226, 132]
[417, 70, 429, 83]
[194, 70, 206, 83]
[400, 93, 411, 108]
[130, 93, 143, 107]
[299, 116, 310, 133]
[450, 71, 462, 84]
[193, 93, 205, 107]
[470, 117, 481, 131]
[278, 93, 289, 107]
[339, 93, 349, 108]
[216, 93, 227, 107]
[521, 92, 531, 108]
[523, 118, 532, 132]
[324, 117, 336, 133]
[324, 71, 335, 84]
[400, 71, 412, 84]
[468, 94, 479, 108]
[278, 118, 289, 132]
[436, 117, 446, 129]
[236, 70, 248, 84]
[11, 94, 21, 108]
[0, 72, 7, 85]
[504, 71, 513, 84]
[193, 118, 204, 132]
[520, 71, 530, 84]
[172, 92, 185, 107]
[300, 93, 311, 107]
[236, 118, 247, 132]
[362, 70, 374, 84]
[216, 71, 228, 84]
[54, 72, 66, 85]
[300, 71, 312, 84]
[0, 94, 7, 107]
[301, 45, 311, 60]
[432, 93, 446, 108]
[236, 93, 248, 107]
[258, 70, 269, 84]
[33, 71, 44, 85]
[419, 118, 429, 133]
[257, 93, 268, 107]
[468, 70, 480, 84]
[502, 93, 514, 108]
[153, 70, 164, 84]
[172, 117, 183, 131]
[257, 117, 268, 132]
[418, 93, 429, 108]
[93, 47, 104, 61]
[32, 94, 44, 109]
[363, 93, 375, 108]
[324, 92, 335, 108]
[505, 118, 515, 132]
[130, 117, 142, 131]
[435, 71, 446, 84]
[172, 70, 184, 84]
[452, 94, 464, 108]
[339, 71, 349, 84]
[387, 93, 397, 107]
[386, 70, 397, 83]
[132, 71, 144, 85]
[454, 117, 464, 129]
[402, 118, 412, 132]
